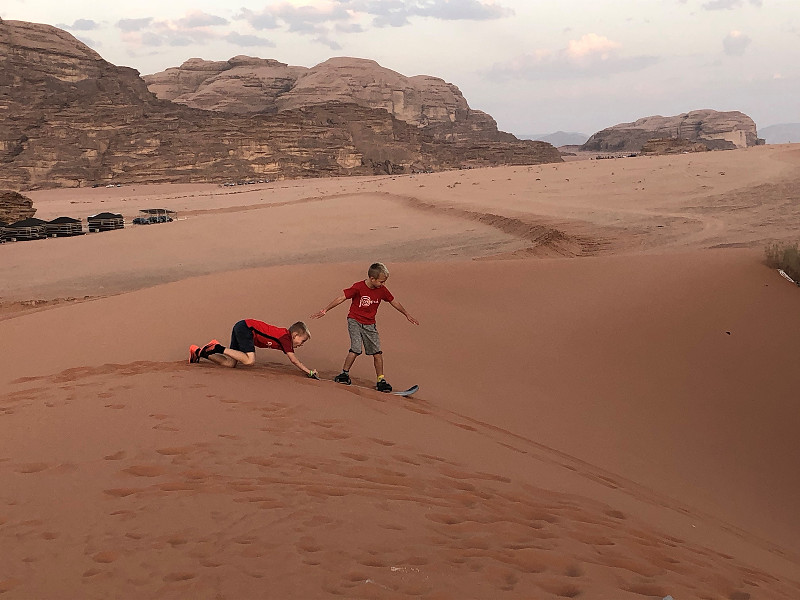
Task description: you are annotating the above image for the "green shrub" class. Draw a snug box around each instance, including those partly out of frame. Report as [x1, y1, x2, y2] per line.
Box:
[765, 242, 800, 284]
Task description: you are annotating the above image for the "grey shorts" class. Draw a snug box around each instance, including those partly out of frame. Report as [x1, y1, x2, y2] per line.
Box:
[347, 318, 381, 355]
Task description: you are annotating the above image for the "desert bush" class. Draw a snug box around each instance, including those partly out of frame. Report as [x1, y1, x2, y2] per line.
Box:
[765, 242, 800, 284]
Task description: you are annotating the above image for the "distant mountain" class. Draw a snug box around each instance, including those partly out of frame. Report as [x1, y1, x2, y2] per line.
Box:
[519, 131, 589, 146]
[0, 19, 562, 190]
[759, 124, 800, 144]
[145, 56, 517, 144]
[582, 110, 759, 153]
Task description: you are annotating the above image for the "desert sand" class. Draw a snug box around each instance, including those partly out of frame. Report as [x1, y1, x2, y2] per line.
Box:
[1, 144, 799, 599]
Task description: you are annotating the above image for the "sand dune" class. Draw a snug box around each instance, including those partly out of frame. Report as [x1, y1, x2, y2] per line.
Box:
[1, 145, 799, 598]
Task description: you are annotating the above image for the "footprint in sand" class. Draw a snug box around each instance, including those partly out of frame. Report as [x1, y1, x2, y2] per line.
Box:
[123, 465, 167, 477]
[163, 572, 196, 582]
[91, 550, 118, 563]
[103, 488, 140, 497]
[341, 452, 369, 462]
[15, 462, 49, 473]
[368, 437, 395, 447]
[155, 446, 193, 456]
[103, 451, 126, 460]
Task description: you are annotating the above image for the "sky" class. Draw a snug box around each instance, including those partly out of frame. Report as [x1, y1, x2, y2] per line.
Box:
[3, 0, 799, 136]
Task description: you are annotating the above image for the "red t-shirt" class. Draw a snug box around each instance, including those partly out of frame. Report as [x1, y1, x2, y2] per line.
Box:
[344, 280, 394, 325]
[243, 319, 293, 353]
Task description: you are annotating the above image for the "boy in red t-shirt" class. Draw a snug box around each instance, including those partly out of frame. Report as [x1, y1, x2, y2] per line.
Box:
[189, 319, 318, 378]
[311, 262, 418, 391]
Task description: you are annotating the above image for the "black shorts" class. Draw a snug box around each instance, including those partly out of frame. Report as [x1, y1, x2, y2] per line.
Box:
[230, 320, 255, 353]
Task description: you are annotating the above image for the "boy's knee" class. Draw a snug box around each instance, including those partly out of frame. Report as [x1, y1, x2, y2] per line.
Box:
[240, 353, 256, 366]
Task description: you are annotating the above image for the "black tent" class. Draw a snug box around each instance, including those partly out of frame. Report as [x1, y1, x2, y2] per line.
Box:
[133, 208, 177, 225]
[46, 216, 84, 237]
[6, 217, 47, 240]
[87, 212, 124, 232]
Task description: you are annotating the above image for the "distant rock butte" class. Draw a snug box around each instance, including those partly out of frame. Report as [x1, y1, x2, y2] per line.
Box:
[144, 56, 510, 143]
[582, 110, 762, 153]
[0, 20, 560, 190]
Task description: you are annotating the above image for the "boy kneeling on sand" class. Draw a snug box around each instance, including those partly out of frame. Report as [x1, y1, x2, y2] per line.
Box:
[190, 319, 318, 378]
[311, 262, 418, 392]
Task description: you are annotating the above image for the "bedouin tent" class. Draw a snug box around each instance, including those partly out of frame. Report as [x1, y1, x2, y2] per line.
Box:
[6, 217, 47, 241]
[46, 216, 84, 237]
[87, 212, 124, 232]
[133, 208, 177, 224]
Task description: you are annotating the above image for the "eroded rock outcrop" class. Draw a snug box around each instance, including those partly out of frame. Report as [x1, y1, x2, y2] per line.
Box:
[582, 110, 761, 153]
[640, 138, 710, 155]
[0, 190, 35, 224]
[0, 20, 560, 190]
[144, 56, 514, 143]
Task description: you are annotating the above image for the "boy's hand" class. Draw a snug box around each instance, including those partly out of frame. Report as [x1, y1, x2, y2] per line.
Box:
[310, 309, 326, 319]
[307, 369, 320, 380]
[406, 314, 420, 325]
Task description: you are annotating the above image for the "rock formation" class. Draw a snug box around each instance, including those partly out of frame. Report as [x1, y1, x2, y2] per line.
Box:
[582, 110, 762, 153]
[640, 138, 710, 155]
[144, 56, 512, 143]
[0, 190, 35, 224]
[0, 20, 560, 190]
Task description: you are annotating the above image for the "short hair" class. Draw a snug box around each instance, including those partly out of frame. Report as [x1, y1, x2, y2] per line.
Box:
[289, 321, 310, 339]
[368, 262, 389, 279]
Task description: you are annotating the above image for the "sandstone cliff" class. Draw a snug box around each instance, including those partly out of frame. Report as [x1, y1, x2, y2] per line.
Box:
[0, 20, 560, 190]
[0, 190, 35, 224]
[144, 56, 512, 143]
[582, 110, 761, 153]
[640, 138, 710, 155]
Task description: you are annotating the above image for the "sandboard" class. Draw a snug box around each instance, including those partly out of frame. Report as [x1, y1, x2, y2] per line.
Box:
[391, 385, 419, 397]
[323, 378, 419, 397]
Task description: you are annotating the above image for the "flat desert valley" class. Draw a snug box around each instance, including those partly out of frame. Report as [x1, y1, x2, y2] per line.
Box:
[1, 144, 800, 599]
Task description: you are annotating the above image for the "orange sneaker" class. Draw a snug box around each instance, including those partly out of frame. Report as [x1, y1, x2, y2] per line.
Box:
[189, 345, 201, 364]
[200, 339, 221, 358]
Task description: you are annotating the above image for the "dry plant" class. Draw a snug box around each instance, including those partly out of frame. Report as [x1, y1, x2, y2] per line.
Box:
[765, 241, 800, 284]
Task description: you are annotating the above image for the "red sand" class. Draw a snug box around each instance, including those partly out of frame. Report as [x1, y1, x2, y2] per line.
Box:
[1, 145, 799, 598]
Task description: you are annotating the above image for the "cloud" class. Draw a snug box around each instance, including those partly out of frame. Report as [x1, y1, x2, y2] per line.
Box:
[702, 0, 762, 10]
[489, 34, 659, 81]
[335, 23, 365, 33]
[118, 14, 221, 49]
[225, 32, 276, 47]
[117, 0, 512, 53]
[236, 0, 512, 43]
[345, 0, 513, 27]
[177, 11, 228, 29]
[314, 36, 343, 50]
[117, 18, 153, 33]
[61, 19, 99, 31]
[723, 30, 751, 55]
[240, 3, 350, 35]
[566, 33, 621, 59]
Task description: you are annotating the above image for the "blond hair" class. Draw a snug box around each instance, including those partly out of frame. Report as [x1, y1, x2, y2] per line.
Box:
[289, 321, 310, 339]
[368, 262, 389, 279]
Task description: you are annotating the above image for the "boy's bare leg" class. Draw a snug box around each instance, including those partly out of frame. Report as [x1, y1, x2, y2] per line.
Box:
[224, 349, 256, 366]
[342, 351, 358, 371]
[373, 353, 384, 379]
[207, 354, 238, 368]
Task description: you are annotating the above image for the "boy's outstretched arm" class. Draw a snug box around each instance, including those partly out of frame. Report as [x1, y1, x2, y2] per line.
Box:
[389, 299, 419, 325]
[286, 352, 318, 379]
[310, 294, 347, 319]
